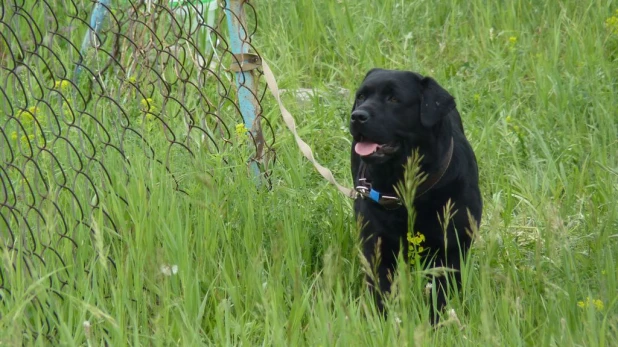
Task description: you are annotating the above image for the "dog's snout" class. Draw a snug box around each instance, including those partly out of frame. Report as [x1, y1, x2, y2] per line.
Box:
[351, 110, 370, 124]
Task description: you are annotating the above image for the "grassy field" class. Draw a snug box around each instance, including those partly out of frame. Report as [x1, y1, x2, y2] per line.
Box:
[1, 0, 618, 345]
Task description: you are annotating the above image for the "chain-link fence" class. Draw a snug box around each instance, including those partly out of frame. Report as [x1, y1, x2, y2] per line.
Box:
[1, 0, 275, 339]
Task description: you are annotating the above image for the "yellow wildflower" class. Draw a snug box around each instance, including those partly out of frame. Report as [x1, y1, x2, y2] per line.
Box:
[235, 123, 249, 137]
[577, 297, 604, 310]
[54, 79, 71, 90]
[10, 129, 37, 146]
[140, 98, 157, 114]
[18, 112, 34, 125]
[605, 10, 618, 35]
[407, 231, 426, 265]
[408, 231, 425, 246]
[17, 106, 38, 126]
[508, 36, 517, 44]
[140, 97, 153, 109]
[506, 116, 524, 137]
[19, 134, 35, 145]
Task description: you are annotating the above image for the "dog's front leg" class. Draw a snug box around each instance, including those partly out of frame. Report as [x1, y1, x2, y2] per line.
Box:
[429, 252, 463, 324]
[361, 233, 400, 316]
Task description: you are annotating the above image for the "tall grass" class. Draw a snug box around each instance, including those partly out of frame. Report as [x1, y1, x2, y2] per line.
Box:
[1, 0, 617, 345]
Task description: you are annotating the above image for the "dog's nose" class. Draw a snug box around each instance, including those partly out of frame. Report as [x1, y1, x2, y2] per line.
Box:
[351, 110, 370, 123]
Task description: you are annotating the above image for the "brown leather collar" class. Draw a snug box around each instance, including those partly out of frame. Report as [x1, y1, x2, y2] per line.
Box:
[355, 137, 454, 208]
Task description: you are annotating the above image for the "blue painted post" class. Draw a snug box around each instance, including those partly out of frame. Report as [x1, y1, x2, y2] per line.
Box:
[224, 0, 263, 180]
[74, 0, 111, 83]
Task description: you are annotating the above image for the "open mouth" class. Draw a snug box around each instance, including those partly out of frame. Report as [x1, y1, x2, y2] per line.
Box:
[354, 137, 399, 158]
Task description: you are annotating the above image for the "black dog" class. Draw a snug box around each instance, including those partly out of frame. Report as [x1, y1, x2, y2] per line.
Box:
[350, 68, 482, 322]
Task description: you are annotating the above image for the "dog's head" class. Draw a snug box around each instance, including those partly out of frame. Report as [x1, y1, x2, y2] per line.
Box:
[350, 68, 455, 164]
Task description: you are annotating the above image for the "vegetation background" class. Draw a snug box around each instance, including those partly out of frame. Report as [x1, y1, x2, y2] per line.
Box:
[1, 0, 617, 345]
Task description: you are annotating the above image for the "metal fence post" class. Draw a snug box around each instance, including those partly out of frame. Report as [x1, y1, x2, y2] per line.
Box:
[224, 0, 264, 181]
[74, 0, 111, 83]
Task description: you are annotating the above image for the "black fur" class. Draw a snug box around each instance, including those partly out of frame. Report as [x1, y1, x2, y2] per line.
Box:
[350, 68, 482, 322]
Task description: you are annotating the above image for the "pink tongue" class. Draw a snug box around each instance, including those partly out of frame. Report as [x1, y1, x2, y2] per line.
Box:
[355, 142, 380, 156]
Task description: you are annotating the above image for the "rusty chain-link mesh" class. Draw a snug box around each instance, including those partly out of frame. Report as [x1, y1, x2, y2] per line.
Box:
[1, 0, 274, 339]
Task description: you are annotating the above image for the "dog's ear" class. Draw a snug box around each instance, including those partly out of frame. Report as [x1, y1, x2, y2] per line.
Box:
[420, 77, 455, 128]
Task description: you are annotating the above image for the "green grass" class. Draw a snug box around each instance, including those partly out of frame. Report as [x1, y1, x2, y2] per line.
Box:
[1, 0, 618, 345]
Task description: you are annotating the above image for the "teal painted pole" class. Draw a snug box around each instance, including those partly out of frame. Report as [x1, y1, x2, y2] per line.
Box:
[224, 0, 263, 180]
[74, 0, 111, 83]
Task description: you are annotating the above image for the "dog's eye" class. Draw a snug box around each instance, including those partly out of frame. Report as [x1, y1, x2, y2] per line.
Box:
[356, 94, 366, 102]
[387, 96, 399, 103]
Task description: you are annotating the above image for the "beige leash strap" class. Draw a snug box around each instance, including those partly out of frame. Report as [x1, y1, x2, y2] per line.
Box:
[261, 59, 356, 199]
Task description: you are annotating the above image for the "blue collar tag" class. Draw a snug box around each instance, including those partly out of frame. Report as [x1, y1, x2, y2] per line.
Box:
[369, 189, 381, 202]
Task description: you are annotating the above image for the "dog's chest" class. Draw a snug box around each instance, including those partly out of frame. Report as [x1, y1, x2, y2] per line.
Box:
[354, 199, 407, 236]
[355, 197, 448, 247]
